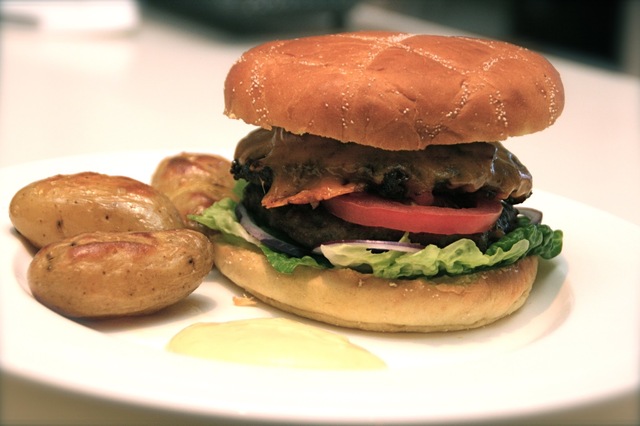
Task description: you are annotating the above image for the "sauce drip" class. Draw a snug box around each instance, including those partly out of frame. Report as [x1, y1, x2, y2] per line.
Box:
[167, 317, 386, 370]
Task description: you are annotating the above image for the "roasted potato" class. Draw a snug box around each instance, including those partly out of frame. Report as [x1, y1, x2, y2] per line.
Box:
[151, 153, 236, 233]
[27, 229, 214, 318]
[9, 172, 184, 248]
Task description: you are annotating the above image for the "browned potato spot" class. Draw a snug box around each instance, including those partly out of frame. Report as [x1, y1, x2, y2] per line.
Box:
[27, 229, 214, 318]
[9, 172, 184, 248]
[151, 153, 236, 232]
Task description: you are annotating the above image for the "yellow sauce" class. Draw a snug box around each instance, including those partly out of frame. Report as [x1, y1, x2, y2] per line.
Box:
[167, 317, 386, 370]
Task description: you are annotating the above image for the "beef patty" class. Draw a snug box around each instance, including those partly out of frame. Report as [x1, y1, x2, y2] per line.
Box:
[242, 182, 519, 252]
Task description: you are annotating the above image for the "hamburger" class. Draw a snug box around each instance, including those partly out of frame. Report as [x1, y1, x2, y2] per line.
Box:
[194, 32, 564, 332]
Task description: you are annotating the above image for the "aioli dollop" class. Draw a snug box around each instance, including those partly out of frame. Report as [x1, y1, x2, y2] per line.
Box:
[167, 317, 386, 370]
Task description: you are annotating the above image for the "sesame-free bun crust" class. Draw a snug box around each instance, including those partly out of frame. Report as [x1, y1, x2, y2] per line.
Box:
[212, 236, 539, 332]
[224, 32, 564, 150]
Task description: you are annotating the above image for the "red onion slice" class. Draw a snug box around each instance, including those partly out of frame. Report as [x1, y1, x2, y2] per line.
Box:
[235, 204, 309, 257]
[312, 240, 424, 255]
[518, 207, 543, 224]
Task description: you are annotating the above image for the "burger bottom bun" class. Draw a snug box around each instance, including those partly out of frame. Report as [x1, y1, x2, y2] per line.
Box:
[211, 236, 539, 332]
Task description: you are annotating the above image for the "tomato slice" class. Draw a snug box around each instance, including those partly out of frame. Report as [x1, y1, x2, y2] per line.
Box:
[323, 193, 503, 235]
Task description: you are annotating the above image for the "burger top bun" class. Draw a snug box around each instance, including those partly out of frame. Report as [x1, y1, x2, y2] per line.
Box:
[224, 31, 564, 151]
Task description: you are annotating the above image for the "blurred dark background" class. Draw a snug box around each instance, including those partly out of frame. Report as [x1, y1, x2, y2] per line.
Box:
[373, 0, 638, 75]
[149, 0, 639, 77]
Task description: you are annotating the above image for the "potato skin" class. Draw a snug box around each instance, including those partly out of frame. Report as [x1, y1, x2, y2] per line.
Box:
[9, 172, 184, 248]
[151, 153, 236, 233]
[27, 229, 214, 318]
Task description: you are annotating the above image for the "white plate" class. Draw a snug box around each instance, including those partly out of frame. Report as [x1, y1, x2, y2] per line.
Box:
[1, 150, 638, 424]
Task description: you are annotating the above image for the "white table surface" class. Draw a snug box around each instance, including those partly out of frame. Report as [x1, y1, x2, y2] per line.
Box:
[1, 3, 639, 425]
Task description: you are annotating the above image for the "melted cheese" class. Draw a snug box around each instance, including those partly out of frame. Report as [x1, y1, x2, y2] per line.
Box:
[234, 128, 533, 208]
[166, 317, 386, 370]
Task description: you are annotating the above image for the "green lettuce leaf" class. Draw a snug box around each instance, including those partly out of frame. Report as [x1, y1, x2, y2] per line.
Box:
[319, 238, 531, 279]
[190, 197, 327, 273]
[191, 197, 563, 279]
[191, 197, 258, 244]
[259, 245, 328, 274]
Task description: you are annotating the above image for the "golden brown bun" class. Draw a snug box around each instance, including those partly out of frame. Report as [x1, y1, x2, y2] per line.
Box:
[211, 236, 539, 332]
[224, 32, 564, 151]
